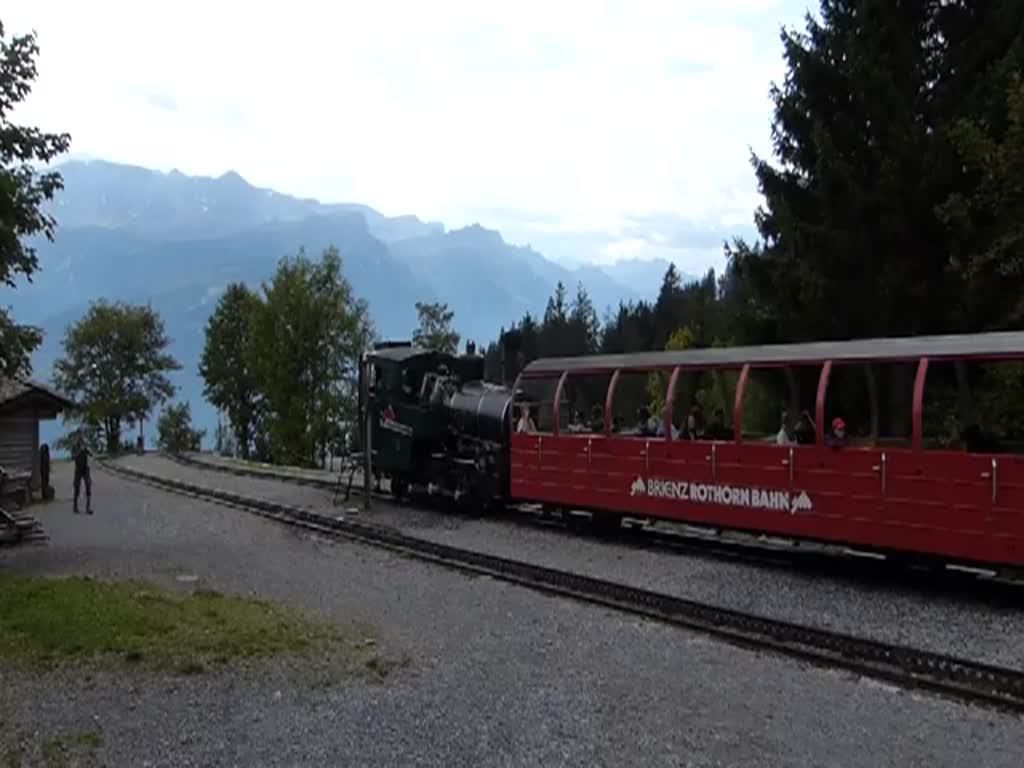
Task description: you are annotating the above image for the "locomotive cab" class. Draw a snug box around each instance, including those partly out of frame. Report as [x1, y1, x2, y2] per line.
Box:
[364, 344, 453, 488]
[360, 341, 514, 506]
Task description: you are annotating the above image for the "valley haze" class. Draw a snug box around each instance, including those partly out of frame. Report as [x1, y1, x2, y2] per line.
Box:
[14, 160, 695, 450]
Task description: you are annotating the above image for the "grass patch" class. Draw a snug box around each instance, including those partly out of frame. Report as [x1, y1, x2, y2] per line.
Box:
[0, 574, 363, 675]
[4, 730, 104, 768]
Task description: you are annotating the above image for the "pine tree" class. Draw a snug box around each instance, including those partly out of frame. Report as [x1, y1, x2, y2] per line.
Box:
[568, 282, 600, 355]
[730, 0, 1024, 341]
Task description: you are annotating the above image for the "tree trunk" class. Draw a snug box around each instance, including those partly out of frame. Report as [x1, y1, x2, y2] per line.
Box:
[714, 370, 732, 421]
[237, 417, 251, 460]
[784, 366, 800, 415]
[954, 361, 978, 428]
[864, 364, 879, 445]
[889, 364, 909, 439]
[105, 417, 121, 454]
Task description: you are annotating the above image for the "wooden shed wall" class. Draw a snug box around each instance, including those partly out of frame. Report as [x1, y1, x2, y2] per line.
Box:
[0, 415, 40, 491]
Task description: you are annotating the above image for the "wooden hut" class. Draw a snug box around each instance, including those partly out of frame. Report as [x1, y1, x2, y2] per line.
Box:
[0, 378, 74, 502]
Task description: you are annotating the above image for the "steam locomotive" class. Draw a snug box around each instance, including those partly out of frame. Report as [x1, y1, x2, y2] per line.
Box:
[358, 336, 519, 510]
[358, 329, 1024, 572]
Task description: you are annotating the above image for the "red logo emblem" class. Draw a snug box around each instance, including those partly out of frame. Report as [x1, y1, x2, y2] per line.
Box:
[382, 404, 397, 422]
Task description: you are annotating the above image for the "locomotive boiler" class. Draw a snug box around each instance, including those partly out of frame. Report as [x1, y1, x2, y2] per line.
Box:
[358, 340, 515, 509]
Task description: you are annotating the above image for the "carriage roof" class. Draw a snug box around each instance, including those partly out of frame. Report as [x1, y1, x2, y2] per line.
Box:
[521, 330, 1024, 377]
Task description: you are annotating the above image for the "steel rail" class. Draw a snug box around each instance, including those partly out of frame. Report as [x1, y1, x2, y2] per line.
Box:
[100, 457, 1024, 713]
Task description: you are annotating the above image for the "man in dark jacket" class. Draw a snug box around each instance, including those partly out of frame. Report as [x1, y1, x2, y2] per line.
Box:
[73, 433, 92, 514]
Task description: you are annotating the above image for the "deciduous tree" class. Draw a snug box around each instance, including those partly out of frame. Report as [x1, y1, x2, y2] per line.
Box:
[53, 301, 180, 453]
[156, 401, 205, 452]
[412, 301, 459, 354]
[0, 21, 71, 377]
[248, 246, 374, 467]
[199, 283, 261, 458]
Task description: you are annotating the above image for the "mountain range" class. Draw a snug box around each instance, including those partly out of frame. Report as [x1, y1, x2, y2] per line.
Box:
[9, 159, 683, 448]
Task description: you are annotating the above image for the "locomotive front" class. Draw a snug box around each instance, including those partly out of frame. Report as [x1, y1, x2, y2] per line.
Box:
[360, 341, 515, 508]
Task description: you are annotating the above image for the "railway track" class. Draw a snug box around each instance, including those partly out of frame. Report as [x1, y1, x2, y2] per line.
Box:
[101, 455, 1024, 713]
[165, 451, 1023, 602]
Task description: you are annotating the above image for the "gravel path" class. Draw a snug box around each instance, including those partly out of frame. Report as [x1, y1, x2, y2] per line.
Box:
[121, 453, 1024, 669]
[4, 461, 1020, 766]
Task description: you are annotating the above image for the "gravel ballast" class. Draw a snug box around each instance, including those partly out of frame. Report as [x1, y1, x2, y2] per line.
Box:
[5, 460, 1019, 766]
[119, 453, 1024, 669]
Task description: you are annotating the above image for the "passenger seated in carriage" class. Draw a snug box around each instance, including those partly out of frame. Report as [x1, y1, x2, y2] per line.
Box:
[655, 415, 681, 439]
[704, 408, 731, 441]
[776, 411, 797, 445]
[825, 417, 848, 449]
[516, 404, 537, 434]
[565, 408, 587, 433]
[678, 406, 703, 440]
[795, 410, 816, 445]
[634, 406, 656, 436]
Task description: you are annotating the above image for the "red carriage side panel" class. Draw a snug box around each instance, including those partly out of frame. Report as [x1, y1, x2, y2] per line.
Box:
[510, 331, 1024, 568]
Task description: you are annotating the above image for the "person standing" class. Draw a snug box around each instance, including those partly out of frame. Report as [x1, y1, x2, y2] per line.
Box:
[73, 434, 92, 514]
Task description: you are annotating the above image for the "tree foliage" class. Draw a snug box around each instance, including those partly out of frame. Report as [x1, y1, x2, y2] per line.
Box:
[199, 283, 261, 458]
[54, 423, 103, 456]
[53, 301, 181, 453]
[247, 246, 374, 467]
[723, 0, 1024, 342]
[0, 21, 72, 377]
[156, 401, 205, 452]
[412, 301, 459, 354]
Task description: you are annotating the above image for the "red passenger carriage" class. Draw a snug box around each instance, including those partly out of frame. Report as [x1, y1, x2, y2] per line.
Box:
[509, 332, 1024, 569]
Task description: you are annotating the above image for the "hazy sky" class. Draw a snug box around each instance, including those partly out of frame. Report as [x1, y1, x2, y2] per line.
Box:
[7, 0, 812, 275]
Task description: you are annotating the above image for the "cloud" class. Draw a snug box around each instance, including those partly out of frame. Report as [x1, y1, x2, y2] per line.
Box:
[139, 88, 177, 113]
[5, 0, 809, 275]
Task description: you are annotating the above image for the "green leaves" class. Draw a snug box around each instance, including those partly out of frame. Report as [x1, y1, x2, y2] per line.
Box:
[0, 21, 72, 377]
[412, 301, 460, 354]
[199, 283, 261, 458]
[52, 301, 181, 453]
[729, 0, 1024, 341]
[156, 402, 205, 452]
[201, 246, 375, 467]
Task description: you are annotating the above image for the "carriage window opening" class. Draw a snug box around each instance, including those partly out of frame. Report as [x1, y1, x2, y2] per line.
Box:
[559, 373, 612, 434]
[608, 370, 658, 436]
[921, 360, 1024, 454]
[515, 376, 561, 434]
[819, 365, 862, 448]
[739, 365, 821, 444]
[666, 367, 738, 441]
[820, 362, 913, 449]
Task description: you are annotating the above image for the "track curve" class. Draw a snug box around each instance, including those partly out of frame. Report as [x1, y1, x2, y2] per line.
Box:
[100, 455, 1024, 713]
[166, 450, 1022, 601]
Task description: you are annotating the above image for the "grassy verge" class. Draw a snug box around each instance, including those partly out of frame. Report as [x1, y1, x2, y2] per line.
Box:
[0, 574, 376, 675]
[3, 729, 103, 768]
